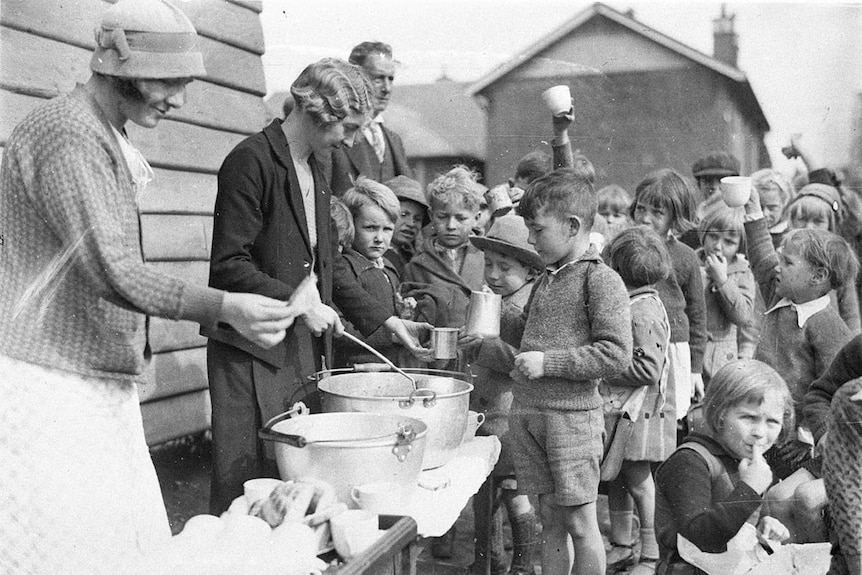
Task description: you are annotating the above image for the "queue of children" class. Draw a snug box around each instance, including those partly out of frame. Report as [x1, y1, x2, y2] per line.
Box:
[323, 103, 862, 575]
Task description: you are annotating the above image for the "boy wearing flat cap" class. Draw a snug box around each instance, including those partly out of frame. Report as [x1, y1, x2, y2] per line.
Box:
[681, 150, 742, 249]
[385, 175, 429, 277]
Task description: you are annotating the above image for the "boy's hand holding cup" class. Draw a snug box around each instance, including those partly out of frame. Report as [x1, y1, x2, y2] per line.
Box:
[541, 85, 573, 117]
[739, 443, 773, 495]
[743, 178, 763, 218]
[720, 176, 752, 208]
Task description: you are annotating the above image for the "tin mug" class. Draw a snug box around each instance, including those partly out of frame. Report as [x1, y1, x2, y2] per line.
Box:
[485, 185, 513, 217]
[465, 291, 501, 338]
[431, 327, 459, 359]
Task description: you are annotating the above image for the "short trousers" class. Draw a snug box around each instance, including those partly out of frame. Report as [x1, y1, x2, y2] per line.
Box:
[509, 402, 604, 506]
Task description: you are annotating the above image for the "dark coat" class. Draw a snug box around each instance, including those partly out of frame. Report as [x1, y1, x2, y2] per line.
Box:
[204, 119, 391, 373]
[326, 125, 412, 196]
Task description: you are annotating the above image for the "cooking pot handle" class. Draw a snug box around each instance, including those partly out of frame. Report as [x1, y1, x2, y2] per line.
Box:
[258, 427, 307, 448]
[261, 401, 309, 431]
[259, 402, 310, 448]
[399, 388, 437, 409]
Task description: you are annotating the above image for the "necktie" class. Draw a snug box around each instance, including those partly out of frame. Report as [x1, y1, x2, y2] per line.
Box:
[370, 123, 385, 163]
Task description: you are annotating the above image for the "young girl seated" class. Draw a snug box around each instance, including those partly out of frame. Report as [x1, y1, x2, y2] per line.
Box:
[655, 359, 794, 573]
[697, 207, 757, 382]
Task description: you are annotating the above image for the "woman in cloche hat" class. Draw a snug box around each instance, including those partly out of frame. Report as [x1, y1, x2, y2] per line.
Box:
[0, 1, 299, 571]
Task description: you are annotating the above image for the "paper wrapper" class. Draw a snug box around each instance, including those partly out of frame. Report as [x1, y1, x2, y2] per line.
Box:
[678, 526, 831, 575]
[288, 273, 322, 317]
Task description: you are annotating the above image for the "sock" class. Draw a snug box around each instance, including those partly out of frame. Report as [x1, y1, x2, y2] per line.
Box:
[610, 510, 635, 546]
[510, 509, 538, 573]
[640, 526, 659, 561]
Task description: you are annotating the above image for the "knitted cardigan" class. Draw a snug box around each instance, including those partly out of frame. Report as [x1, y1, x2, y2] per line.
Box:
[746, 217, 852, 421]
[654, 236, 707, 373]
[503, 248, 632, 411]
[0, 86, 223, 382]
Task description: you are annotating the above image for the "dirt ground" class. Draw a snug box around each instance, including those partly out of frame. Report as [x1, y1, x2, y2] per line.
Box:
[150, 434, 622, 575]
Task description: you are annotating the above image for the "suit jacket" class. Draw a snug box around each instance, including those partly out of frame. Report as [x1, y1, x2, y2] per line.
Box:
[204, 119, 391, 373]
[326, 124, 412, 196]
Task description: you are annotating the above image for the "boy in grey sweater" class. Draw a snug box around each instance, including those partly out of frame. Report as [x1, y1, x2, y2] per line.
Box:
[504, 168, 632, 575]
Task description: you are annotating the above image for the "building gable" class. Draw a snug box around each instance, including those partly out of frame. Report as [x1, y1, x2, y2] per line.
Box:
[509, 16, 693, 81]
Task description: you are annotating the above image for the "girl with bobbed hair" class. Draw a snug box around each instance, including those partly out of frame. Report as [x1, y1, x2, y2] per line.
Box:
[655, 360, 794, 573]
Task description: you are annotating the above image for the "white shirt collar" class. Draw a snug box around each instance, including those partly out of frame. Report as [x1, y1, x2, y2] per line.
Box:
[765, 294, 831, 328]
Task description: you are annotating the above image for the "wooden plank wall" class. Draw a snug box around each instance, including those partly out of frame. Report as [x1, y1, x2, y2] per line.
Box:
[0, 0, 272, 445]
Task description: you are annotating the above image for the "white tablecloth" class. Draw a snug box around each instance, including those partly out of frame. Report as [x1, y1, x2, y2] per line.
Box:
[400, 436, 501, 537]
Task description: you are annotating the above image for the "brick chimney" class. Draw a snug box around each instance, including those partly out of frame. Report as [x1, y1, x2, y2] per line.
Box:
[712, 4, 738, 67]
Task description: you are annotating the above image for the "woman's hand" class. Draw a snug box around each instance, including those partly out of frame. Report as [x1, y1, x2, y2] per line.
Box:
[302, 302, 344, 337]
[384, 317, 433, 361]
[220, 292, 298, 349]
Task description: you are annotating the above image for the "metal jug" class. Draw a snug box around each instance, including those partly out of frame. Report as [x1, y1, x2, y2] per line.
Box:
[465, 290, 501, 338]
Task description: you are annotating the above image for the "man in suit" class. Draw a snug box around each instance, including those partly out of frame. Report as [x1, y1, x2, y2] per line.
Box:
[205, 58, 429, 514]
[328, 41, 413, 196]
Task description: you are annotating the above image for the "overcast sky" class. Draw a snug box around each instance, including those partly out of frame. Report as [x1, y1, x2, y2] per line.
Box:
[259, 1, 862, 171]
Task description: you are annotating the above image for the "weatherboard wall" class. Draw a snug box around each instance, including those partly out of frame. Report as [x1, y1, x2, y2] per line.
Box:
[0, 0, 271, 445]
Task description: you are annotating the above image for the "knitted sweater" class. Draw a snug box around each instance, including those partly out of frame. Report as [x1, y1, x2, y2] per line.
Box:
[503, 248, 632, 411]
[746, 217, 852, 421]
[654, 236, 707, 373]
[0, 86, 223, 383]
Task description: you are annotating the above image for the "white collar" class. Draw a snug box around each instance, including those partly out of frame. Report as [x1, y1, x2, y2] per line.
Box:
[765, 294, 831, 328]
[769, 220, 789, 234]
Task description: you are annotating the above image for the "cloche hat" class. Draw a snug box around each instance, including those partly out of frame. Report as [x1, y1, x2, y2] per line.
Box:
[90, 0, 206, 79]
[792, 183, 842, 215]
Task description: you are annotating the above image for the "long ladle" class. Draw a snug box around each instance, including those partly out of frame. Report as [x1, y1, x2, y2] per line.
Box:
[340, 331, 419, 390]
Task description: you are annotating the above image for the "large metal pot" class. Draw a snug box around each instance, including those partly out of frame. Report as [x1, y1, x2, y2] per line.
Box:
[315, 368, 473, 469]
[259, 410, 427, 508]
